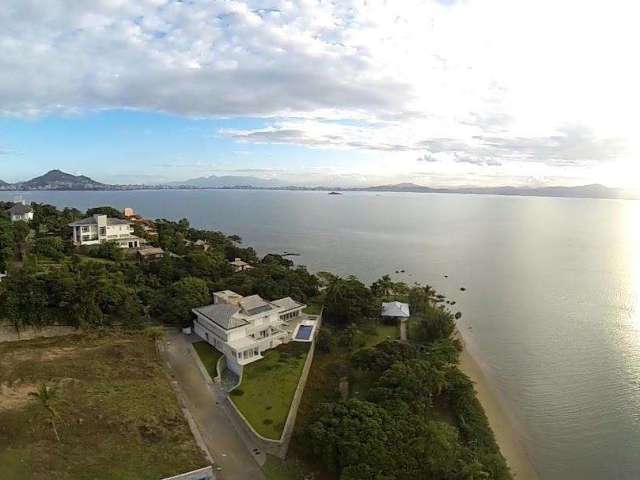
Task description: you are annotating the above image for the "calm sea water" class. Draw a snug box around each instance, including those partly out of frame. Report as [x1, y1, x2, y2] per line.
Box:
[3, 189, 639, 479]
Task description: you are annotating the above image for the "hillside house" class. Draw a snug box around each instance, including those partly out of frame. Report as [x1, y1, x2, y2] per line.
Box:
[192, 290, 314, 375]
[7, 202, 34, 222]
[69, 214, 143, 248]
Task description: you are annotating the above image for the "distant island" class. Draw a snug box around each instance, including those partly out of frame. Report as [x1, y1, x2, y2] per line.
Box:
[0, 169, 636, 200]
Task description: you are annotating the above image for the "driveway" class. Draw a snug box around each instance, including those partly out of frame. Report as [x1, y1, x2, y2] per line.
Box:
[161, 330, 266, 480]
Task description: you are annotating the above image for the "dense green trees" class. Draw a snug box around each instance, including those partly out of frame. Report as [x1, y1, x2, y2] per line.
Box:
[303, 339, 511, 480]
[33, 236, 65, 260]
[324, 276, 378, 326]
[0, 217, 14, 271]
[299, 275, 510, 480]
[86, 206, 124, 218]
[306, 399, 468, 480]
[153, 276, 211, 328]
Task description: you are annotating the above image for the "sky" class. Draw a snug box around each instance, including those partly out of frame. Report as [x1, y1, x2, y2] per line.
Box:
[0, 0, 639, 188]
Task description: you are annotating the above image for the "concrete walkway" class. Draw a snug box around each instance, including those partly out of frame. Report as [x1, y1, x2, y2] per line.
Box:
[161, 330, 265, 480]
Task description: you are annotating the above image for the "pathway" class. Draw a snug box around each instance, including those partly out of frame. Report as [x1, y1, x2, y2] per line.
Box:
[160, 330, 266, 480]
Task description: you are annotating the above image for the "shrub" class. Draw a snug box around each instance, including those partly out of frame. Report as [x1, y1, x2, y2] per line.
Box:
[230, 388, 244, 397]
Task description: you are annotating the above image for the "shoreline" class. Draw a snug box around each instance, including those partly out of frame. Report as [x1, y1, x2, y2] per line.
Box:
[458, 343, 540, 480]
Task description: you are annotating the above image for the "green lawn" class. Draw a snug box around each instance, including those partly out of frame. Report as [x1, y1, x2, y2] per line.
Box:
[364, 323, 399, 347]
[302, 302, 323, 315]
[192, 341, 223, 379]
[0, 332, 206, 480]
[231, 342, 310, 439]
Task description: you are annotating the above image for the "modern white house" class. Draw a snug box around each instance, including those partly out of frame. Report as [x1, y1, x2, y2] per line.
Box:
[7, 202, 34, 222]
[192, 290, 315, 375]
[68, 214, 143, 248]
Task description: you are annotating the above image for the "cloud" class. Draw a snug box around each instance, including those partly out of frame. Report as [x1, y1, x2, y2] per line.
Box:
[476, 126, 626, 165]
[0, 0, 412, 118]
[417, 153, 438, 162]
[227, 121, 624, 167]
[453, 154, 501, 167]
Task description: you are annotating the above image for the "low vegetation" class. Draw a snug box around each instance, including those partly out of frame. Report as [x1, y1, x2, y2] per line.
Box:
[231, 342, 310, 439]
[192, 341, 223, 378]
[0, 332, 206, 480]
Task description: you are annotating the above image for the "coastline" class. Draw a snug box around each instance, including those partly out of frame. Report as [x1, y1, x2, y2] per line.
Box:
[458, 344, 540, 480]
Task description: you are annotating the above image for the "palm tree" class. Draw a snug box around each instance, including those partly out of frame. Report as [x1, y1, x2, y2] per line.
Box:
[30, 384, 60, 442]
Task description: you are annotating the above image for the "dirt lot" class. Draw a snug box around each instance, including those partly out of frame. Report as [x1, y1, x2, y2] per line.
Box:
[0, 331, 206, 480]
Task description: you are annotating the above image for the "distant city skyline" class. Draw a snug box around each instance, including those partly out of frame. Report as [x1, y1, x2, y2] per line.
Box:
[1, 1, 638, 189]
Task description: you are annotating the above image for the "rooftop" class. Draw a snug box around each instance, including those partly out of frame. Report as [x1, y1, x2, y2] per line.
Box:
[239, 294, 274, 316]
[8, 203, 33, 215]
[272, 297, 305, 312]
[193, 303, 247, 330]
[230, 257, 250, 267]
[381, 301, 410, 318]
[69, 216, 131, 227]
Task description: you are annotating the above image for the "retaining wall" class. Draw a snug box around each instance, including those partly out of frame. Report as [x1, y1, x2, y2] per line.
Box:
[161, 466, 215, 480]
[0, 325, 76, 343]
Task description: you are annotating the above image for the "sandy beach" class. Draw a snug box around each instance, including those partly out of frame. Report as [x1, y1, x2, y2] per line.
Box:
[459, 346, 540, 480]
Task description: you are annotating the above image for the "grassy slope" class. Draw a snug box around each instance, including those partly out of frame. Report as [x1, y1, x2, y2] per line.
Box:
[0, 333, 205, 480]
[232, 342, 310, 439]
[192, 341, 223, 378]
[363, 323, 398, 347]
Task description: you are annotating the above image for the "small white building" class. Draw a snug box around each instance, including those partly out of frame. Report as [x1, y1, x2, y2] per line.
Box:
[381, 301, 410, 319]
[381, 301, 410, 341]
[0, 272, 7, 283]
[229, 257, 254, 272]
[68, 214, 143, 248]
[7, 202, 34, 222]
[192, 290, 310, 375]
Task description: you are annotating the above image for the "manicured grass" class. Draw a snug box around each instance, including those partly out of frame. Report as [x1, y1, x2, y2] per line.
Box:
[364, 323, 399, 347]
[231, 342, 310, 439]
[262, 454, 305, 480]
[0, 332, 206, 480]
[303, 303, 322, 315]
[192, 341, 223, 379]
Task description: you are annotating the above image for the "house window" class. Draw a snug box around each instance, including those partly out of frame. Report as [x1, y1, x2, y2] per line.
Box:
[81, 226, 89, 232]
[99, 226, 106, 236]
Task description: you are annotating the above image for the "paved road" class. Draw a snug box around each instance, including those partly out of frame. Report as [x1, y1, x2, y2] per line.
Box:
[161, 331, 265, 480]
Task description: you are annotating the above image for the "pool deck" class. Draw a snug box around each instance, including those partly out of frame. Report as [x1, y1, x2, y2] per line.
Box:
[287, 314, 319, 342]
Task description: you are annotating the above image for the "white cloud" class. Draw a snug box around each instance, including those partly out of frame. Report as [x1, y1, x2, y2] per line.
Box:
[1, 0, 639, 185]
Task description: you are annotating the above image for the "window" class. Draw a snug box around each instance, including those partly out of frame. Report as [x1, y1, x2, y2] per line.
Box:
[99, 226, 106, 236]
[81, 226, 89, 232]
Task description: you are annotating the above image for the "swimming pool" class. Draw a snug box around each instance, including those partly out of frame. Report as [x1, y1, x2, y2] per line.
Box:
[295, 325, 313, 341]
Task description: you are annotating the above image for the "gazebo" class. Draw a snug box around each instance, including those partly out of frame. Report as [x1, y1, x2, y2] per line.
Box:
[381, 301, 410, 341]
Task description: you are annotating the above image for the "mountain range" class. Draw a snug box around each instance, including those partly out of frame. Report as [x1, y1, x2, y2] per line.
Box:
[0, 169, 636, 200]
[166, 174, 284, 188]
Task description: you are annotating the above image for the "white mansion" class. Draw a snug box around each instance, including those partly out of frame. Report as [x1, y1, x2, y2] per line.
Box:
[69, 214, 143, 248]
[193, 290, 315, 375]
